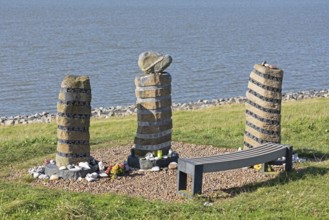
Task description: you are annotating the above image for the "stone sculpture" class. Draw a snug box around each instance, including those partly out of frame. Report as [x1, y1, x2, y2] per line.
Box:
[244, 62, 283, 149]
[138, 51, 172, 74]
[56, 75, 92, 167]
[128, 51, 178, 168]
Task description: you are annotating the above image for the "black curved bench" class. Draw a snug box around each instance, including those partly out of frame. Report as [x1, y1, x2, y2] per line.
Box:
[177, 142, 293, 197]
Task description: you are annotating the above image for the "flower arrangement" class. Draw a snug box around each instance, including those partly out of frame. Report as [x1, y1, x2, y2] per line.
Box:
[105, 163, 128, 179]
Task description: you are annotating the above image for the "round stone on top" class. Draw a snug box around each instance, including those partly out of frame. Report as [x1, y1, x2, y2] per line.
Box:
[138, 51, 172, 74]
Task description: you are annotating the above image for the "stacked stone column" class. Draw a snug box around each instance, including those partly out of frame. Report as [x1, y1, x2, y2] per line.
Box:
[244, 63, 283, 149]
[56, 75, 92, 167]
[128, 51, 177, 169]
[134, 72, 172, 156]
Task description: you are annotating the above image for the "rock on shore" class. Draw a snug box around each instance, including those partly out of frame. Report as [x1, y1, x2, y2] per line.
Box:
[1, 89, 328, 126]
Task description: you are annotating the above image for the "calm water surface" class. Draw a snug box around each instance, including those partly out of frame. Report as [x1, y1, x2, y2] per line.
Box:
[1, 0, 328, 116]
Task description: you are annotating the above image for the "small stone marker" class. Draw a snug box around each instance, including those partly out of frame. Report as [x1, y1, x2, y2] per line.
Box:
[244, 62, 283, 149]
[56, 75, 92, 167]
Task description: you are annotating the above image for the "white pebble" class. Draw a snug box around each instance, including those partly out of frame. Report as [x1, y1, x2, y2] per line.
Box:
[85, 173, 97, 182]
[99, 173, 108, 178]
[49, 175, 59, 181]
[151, 166, 160, 172]
[59, 166, 67, 170]
[168, 149, 173, 157]
[138, 169, 145, 174]
[28, 168, 36, 174]
[79, 162, 91, 170]
[145, 152, 154, 160]
[85, 176, 96, 182]
[90, 172, 98, 179]
[98, 161, 105, 171]
[33, 172, 40, 178]
[36, 166, 45, 173]
[69, 166, 82, 171]
[204, 202, 213, 207]
[38, 174, 49, 179]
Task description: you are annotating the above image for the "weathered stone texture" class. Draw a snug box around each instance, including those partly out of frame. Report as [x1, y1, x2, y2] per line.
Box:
[137, 111, 172, 122]
[57, 117, 90, 127]
[136, 98, 172, 110]
[244, 64, 283, 149]
[135, 86, 171, 98]
[137, 123, 173, 134]
[134, 134, 172, 145]
[57, 143, 90, 154]
[56, 75, 92, 167]
[135, 72, 172, 86]
[133, 72, 172, 156]
[138, 51, 172, 74]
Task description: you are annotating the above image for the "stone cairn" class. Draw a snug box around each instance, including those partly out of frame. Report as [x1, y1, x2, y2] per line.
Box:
[244, 62, 284, 149]
[44, 75, 99, 180]
[128, 51, 178, 169]
[56, 75, 92, 166]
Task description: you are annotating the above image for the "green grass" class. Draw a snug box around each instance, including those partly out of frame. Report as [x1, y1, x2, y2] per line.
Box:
[0, 98, 329, 219]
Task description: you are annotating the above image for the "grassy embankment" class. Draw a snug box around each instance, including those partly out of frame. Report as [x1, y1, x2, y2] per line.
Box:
[0, 98, 328, 219]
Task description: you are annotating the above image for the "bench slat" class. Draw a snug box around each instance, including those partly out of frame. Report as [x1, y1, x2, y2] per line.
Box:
[188, 145, 286, 164]
[202, 148, 286, 173]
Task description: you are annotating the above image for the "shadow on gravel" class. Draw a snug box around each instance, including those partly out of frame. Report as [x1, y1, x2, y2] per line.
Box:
[128, 173, 144, 178]
[219, 166, 329, 198]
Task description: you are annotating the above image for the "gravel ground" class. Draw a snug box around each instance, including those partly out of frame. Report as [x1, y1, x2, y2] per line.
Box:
[15, 142, 283, 202]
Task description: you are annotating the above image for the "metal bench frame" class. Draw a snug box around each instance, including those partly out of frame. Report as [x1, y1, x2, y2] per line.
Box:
[177, 142, 293, 197]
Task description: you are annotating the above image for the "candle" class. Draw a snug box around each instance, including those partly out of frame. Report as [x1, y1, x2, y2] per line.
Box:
[157, 150, 163, 159]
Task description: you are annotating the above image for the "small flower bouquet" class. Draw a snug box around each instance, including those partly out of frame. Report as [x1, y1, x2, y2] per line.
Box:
[105, 163, 128, 179]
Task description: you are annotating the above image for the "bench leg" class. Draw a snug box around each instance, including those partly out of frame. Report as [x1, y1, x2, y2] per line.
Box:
[192, 165, 203, 195]
[177, 170, 187, 191]
[261, 163, 266, 173]
[285, 146, 293, 171]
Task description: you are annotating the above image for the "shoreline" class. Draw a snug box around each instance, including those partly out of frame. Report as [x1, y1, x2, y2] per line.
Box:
[1, 89, 328, 126]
